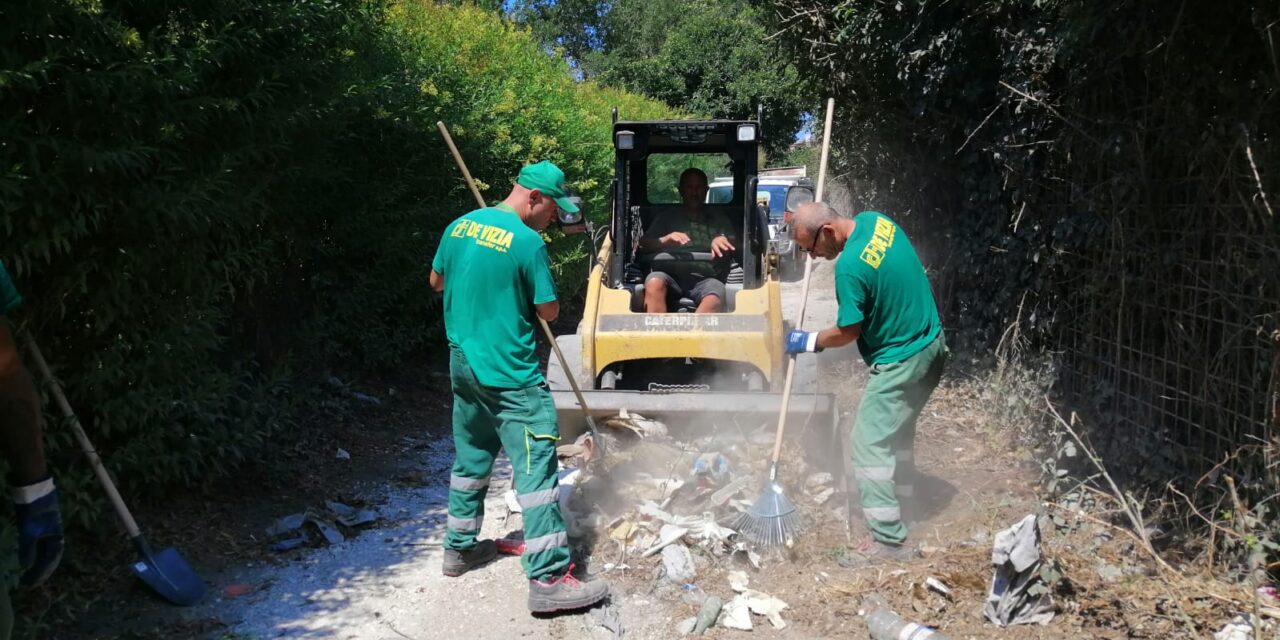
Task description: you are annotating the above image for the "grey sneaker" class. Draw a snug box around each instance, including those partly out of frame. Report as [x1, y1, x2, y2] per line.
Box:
[528, 564, 609, 613]
[442, 540, 497, 577]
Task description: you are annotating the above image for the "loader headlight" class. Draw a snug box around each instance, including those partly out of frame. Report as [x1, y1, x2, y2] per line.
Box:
[737, 124, 757, 142]
[558, 195, 584, 225]
[615, 130, 635, 150]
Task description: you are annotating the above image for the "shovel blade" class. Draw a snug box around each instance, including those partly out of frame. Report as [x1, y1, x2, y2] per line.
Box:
[130, 546, 206, 606]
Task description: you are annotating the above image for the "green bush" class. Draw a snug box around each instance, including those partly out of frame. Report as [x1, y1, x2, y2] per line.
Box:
[0, 0, 671, 602]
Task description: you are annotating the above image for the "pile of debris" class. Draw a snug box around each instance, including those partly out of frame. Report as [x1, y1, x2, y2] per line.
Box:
[549, 410, 842, 633]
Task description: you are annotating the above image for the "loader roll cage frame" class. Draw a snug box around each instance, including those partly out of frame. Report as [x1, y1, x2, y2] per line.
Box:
[609, 120, 773, 298]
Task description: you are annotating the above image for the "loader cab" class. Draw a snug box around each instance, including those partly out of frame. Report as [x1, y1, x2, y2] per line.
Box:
[608, 120, 773, 312]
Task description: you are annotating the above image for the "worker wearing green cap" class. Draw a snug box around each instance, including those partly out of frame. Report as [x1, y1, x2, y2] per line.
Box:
[429, 160, 609, 614]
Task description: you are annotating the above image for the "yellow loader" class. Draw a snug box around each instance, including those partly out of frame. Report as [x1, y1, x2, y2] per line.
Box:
[546, 114, 837, 444]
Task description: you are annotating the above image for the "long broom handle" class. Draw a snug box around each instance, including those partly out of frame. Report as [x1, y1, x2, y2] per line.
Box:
[769, 97, 836, 465]
[435, 121, 601, 439]
[24, 338, 143, 538]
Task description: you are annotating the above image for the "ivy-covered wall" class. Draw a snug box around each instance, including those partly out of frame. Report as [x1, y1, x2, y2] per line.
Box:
[763, 1, 1278, 494]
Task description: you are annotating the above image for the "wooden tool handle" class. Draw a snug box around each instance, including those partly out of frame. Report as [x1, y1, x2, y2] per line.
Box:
[771, 97, 836, 464]
[435, 121, 600, 436]
[25, 338, 143, 538]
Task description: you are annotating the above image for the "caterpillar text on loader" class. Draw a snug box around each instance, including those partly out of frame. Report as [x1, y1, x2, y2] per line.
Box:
[546, 113, 838, 444]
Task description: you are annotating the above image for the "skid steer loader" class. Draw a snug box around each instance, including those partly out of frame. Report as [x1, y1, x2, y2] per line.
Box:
[546, 113, 837, 443]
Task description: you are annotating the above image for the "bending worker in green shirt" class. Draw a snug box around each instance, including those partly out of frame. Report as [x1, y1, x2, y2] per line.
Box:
[429, 161, 609, 614]
[784, 202, 949, 564]
[0, 262, 65, 639]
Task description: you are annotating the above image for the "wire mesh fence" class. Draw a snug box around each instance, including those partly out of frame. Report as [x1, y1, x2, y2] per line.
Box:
[1054, 169, 1279, 473]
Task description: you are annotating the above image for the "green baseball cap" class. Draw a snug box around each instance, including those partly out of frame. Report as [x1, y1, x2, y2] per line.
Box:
[516, 160, 579, 213]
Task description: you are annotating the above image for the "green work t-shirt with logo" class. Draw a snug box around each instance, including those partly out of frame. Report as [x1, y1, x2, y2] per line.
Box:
[641, 209, 736, 279]
[0, 261, 21, 315]
[835, 211, 941, 366]
[431, 207, 557, 389]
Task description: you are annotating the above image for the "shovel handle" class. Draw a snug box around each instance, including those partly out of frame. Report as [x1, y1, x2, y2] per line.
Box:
[24, 338, 143, 539]
[436, 120, 601, 438]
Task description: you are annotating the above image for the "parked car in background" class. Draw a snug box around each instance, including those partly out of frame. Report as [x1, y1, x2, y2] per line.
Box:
[708, 166, 815, 279]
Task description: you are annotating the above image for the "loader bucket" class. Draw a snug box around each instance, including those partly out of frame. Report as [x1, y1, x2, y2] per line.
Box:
[550, 389, 842, 474]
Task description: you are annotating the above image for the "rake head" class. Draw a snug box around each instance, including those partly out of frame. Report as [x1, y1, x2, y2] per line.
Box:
[733, 480, 805, 547]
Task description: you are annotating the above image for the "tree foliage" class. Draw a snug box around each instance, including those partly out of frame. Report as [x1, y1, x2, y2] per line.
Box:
[513, 0, 812, 158]
[761, 0, 1280, 573]
[0, 0, 671, 605]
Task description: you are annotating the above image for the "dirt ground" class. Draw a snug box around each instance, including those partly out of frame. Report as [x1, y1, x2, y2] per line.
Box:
[34, 261, 1268, 639]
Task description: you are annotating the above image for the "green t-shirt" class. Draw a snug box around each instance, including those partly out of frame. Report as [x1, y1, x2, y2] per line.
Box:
[0, 261, 21, 315]
[431, 207, 557, 388]
[835, 211, 941, 366]
[641, 209, 736, 279]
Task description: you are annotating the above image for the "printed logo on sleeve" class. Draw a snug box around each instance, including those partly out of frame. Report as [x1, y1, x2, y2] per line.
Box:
[451, 219, 514, 253]
[859, 216, 896, 269]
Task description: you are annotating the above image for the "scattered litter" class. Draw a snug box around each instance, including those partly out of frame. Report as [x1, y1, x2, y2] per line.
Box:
[710, 477, 752, 507]
[264, 501, 380, 551]
[677, 616, 698, 635]
[720, 595, 753, 631]
[326, 501, 379, 527]
[222, 583, 256, 598]
[642, 524, 690, 557]
[265, 513, 306, 538]
[680, 583, 707, 605]
[662, 543, 696, 583]
[811, 487, 835, 504]
[307, 516, 345, 545]
[609, 519, 637, 542]
[590, 603, 625, 638]
[637, 503, 736, 547]
[729, 544, 762, 569]
[694, 596, 722, 634]
[351, 392, 382, 405]
[1258, 585, 1279, 602]
[983, 514, 1056, 626]
[604, 409, 668, 439]
[733, 589, 789, 629]
[335, 448, 351, 461]
[866, 597, 950, 640]
[692, 452, 730, 482]
[1215, 615, 1267, 640]
[925, 576, 953, 600]
[270, 537, 306, 552]
[728, 570, 750, 592]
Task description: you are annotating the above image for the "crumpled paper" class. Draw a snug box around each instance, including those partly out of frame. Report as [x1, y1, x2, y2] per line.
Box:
[983, 514, 1055, 626]
[719, 588, 789, 630]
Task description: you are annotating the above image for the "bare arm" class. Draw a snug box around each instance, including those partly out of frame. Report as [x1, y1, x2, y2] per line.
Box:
[815, 322, 861, 351]
[535, 300, 559, 322]
[0, 318, 47, 485]
[429, 269, 444, 293]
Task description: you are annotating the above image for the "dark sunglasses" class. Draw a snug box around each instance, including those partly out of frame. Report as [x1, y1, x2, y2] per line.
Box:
[800, 224, 827, 253]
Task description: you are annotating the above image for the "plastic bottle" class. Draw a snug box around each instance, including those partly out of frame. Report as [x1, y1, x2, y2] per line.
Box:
[865, 606, 951, 640]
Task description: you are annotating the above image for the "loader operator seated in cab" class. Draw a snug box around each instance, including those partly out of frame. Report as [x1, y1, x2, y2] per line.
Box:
[636, 168, 737, 313]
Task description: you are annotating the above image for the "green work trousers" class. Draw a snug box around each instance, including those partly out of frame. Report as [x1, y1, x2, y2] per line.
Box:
[445, 347, 570, 581]
[851, 332, 949, 544]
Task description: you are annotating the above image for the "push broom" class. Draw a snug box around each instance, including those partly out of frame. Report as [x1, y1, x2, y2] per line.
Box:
[735, 97, 836, 546]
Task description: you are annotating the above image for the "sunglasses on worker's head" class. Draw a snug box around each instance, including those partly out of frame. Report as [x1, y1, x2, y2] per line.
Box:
[800, 224, 827, 253]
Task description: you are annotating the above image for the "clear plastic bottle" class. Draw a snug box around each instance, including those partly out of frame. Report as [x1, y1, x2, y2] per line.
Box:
[865, 606, 951, 640]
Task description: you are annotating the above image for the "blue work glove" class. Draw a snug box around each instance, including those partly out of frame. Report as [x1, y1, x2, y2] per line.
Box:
[13, 477, 64, 586]
[784, 330, 822, 354]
